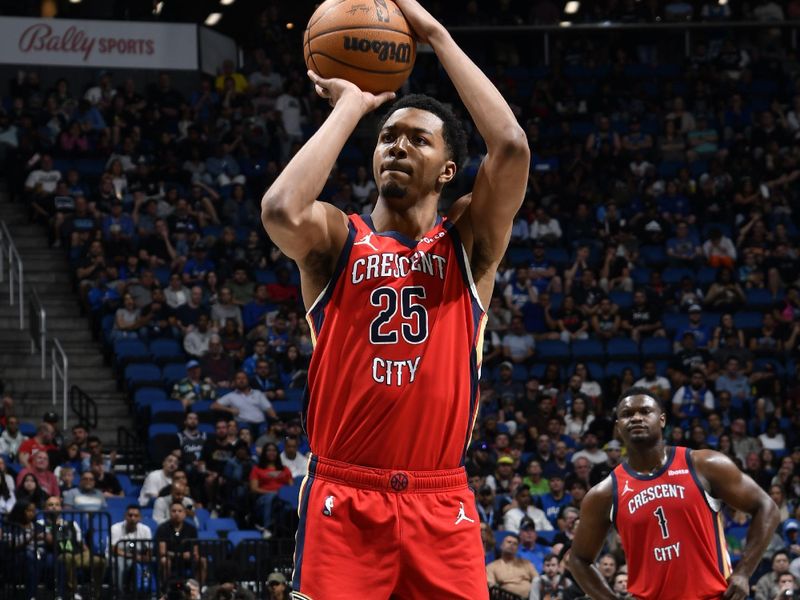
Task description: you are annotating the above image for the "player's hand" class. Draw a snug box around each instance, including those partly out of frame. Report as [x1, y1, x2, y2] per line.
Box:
[394, 0, 445, 44]
[307, 70, 394, 113]
[722, 573, 749, 600]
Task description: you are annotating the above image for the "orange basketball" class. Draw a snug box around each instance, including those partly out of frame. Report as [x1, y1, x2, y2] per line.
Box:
[304, 0, 417, 93]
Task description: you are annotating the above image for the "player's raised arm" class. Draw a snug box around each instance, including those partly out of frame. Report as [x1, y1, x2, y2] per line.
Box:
[260, 74, 395, 268]
[692, 449, 780, 600]
[568, 478, 619, 600]
[396, 0, 530, 295]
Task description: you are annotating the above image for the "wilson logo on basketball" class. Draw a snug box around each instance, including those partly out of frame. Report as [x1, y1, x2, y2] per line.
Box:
[342, 37, 412, 64]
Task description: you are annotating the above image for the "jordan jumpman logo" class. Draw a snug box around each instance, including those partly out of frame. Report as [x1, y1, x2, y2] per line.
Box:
[454, 502, 475, 525]
[354, 231, 378, 252]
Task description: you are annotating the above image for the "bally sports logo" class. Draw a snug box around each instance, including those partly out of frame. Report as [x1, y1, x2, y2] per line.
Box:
[18, 23, 155, 61]
[343, 36, 413, 64]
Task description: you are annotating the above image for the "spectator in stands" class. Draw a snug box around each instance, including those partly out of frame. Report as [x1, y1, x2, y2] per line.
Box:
[249, 359, 285, 401]
[486, 533, 539, 598]
[172, 360, 216, 409]
[0, 415, 26, 461]
[17, 423, 55, 468]
[242, 339, 270, 377]
[622, 289, 666, 342]
[730, 418, 762, 463]
[16, 472, 48, 508]
[5, 499, 45, 598]
[153, 481, 198, 527]
[716, 357, 753, 410]
[502, 316, 536, 365]
[556, 295, 590, 344]
[571, 433, 608, 467]
[475, 484, 500, 530]
[212, 370, 277, 428]
[110, 292, 147, 341]
[164, 272, 191, 309]
[671, 369, 715, 423]
[200, 419, 237, 510]
[280, 436, 307, 479]
[62, 469, 107, 511]
[183, 243, 215, 287]
[201, 335, 235, 388]
[81, 435, 115, 472]
[540, 474, 571, 526]
[176, 412, 207, 467]
[38, 495, 106, 599]
[24, 153, 61, 222]
[564, 394, 594, 441]
[183, 314, 214, 359]
[155, 502, 204, 590]
[703, 229, 737, 269]
[89, 454, 123, 497]
[755, 550, 792, 600]
[177, 286, 208, 335]
[139, 454, 179, 507]
[110, 504, 153, 594]
[0, 456, 16, 514]
[633, 360, 672, 405]
[249, 442, 292, 538]
[16, 450, 59, 497]
[504, 484, 553, 533]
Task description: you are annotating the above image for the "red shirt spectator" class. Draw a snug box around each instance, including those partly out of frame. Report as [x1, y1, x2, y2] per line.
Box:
[16, 451, 60, 497]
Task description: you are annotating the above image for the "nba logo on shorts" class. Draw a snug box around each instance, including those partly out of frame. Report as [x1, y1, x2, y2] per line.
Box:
[322, 495, 334, 516]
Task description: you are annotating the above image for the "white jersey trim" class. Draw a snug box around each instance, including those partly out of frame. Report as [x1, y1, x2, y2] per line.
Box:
[458, 242, 486, 313]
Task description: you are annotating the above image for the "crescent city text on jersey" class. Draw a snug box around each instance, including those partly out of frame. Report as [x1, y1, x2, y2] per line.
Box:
[626, 484, 686, 514]
[351, 249, 448, 284]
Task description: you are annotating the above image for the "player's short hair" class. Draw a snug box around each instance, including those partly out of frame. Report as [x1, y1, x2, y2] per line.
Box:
[616, 386, 664, 414]
[379, 94, 468, 168]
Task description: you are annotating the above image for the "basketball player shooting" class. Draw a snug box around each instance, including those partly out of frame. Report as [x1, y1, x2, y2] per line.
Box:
[569, 388, 779, 600]
[260, 0, 529, 597]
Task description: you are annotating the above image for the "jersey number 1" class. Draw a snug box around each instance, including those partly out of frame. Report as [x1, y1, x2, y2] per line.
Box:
[370, 286, 429, 345]
[653, 506, 669, 539]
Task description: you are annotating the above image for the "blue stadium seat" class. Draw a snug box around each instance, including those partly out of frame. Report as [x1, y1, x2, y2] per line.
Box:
[507, 247, 533, 266]
[631, 267, 651, 285]
[278, 484, 301, 510]
[151, 401, 186, 426]
[149, 339, 184, 365]
[536, 340, 570, 363]
[205, 518, 239, 534]
[733, 312, 762, 331]
[640, 338, 672, 360]
[162, 363, 187, 388]
[537, 530, 557, 544]
[544, 248, 569, 267]
[605, 338, 638, 361]
[19, 422, 37, 437]
[227, 530, 262, 547]
[254, 269, 277, 285]
[197, 530, 219, 541]
[198, 423, 215, 435]
[511, 364, 529, 382]
[639, 246, 667, 267]
[134, 387, 168, 414]
[605, 361, 641, 380]
[570, 339, 605, 362]
[662, 313, 688, 336]
[745, 288, 782, 310]
[113, 339, 149, 368]
[697, 267, 719, 287]
[609, 291, 633, 310]
[124, 363, 162, 390]
[662, 267, 694, 285]
[116, 474, 140, 498]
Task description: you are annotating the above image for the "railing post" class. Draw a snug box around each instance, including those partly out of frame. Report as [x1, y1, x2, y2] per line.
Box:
[52, 338, 69, 431]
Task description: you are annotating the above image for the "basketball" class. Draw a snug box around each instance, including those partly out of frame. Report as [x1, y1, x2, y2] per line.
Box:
[304, 0, 417, 93]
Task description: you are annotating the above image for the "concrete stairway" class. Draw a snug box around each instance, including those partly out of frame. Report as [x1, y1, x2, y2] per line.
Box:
[0, 197, 132, 446]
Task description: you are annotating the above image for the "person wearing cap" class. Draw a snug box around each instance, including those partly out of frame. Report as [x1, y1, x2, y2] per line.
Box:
[172, 359, 216, 410]
[265, 571, 289, 600]
[540, 473, 571, 527]
[488, 456, 517, 497]
[504, 482, 554, 535]
[589, 440, 623, 486]
[183, 241, 216, 287]
[674, 303, 712, 350]
[42, 411, 65, 448]
[202, 560, 257, 600]
[517, 517, 550, 574]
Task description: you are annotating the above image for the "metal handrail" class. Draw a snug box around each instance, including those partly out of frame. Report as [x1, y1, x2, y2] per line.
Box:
[51, 337, 68, 430]
[0, 220, 24, 329]
[29, 287, 46, 378]
[69, 384, 98, 430]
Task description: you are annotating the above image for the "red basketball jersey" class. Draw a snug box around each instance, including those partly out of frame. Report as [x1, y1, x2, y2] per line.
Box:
[304, 214, 486, 470]
[612, 446, 731, 600]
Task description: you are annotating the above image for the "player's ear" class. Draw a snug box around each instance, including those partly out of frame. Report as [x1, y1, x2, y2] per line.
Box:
[438, 160, 456, 185]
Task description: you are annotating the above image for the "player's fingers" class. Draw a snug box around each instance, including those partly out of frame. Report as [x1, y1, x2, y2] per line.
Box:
[373, 91, 397, 106]
[314, 84, 328, 98]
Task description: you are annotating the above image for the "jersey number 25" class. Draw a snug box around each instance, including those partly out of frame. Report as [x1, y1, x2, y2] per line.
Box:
[370, 286, 429, 345]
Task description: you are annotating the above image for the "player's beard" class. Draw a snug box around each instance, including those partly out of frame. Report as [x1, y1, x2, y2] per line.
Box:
[380, 181, 407, 199]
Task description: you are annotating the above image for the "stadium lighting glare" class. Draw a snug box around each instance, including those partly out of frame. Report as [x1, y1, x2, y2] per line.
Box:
[718, 0, 728, 4]
[220, 0, 235, 5]
[69, 0, 82, 4]
[559, 21, 573, 27]
[153, 1, 163, 15]
[286, 22, 295, 30]
[565, 1, 580, 14]
[205, 12, 222, 25]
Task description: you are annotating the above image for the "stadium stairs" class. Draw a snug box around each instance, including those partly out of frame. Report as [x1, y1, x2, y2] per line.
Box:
[0, 191, 130, 446]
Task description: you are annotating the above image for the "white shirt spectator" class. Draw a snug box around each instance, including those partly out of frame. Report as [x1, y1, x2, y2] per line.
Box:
[110, 520, 152, 548]
[758, 432, 786, 451]
[634, 375, 672, 396]
[216, 389, 273, 424]
[503, 505, 553, 533]
[702, 236, 737, 262]
[25, 167, 62, 194]
[502, 331, 536, 362]
[0, 429, 27, 459]
[183, 329, 213, 358]
[152, 495, 198, 527]
[529, 218, 562, 241]
[571, 448, 608, 466]
[138, 469, 172, 506]
[275, 93, 304, 139]
[280, 450, 308, 479]
[0, 473, 15, 514]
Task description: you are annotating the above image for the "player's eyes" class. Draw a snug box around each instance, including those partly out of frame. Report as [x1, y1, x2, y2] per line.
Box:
[414, 137, 427, 145]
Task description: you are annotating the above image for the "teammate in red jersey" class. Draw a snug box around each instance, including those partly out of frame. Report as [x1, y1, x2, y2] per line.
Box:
[260, 0, 529, 596]
[569, 387, 779, 600]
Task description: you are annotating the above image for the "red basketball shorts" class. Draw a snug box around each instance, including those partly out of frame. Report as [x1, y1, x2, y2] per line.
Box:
[291, 455, 488, 600]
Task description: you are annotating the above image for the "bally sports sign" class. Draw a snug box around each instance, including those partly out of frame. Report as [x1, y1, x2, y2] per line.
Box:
[0, 17, 198, 70]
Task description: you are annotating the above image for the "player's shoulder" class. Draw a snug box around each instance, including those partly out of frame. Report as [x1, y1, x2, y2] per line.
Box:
[583, 473, 615, 507]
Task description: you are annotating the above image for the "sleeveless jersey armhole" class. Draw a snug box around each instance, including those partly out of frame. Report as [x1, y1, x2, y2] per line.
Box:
[686, 448, 723, 513]
[444, 221, 486, 313]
